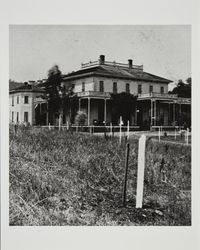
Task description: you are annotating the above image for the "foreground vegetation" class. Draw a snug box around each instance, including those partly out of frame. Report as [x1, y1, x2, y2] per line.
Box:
[9, 126, 191, 226]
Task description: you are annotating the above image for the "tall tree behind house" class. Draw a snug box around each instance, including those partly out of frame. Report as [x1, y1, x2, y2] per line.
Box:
[45, 65, 63, 124]
[169, 78, 191, 98]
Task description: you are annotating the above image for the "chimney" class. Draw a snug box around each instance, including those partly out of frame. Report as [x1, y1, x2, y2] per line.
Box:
[128, 59, 133, 68]
[99, 55, 105, 65]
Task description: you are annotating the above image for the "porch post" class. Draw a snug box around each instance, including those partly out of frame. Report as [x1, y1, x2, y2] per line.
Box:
[104, 99, 107, 125]
[154, 100, 157, 126]
[150, 100, 153, 126]
[88, 98, 90, 126]
[79, 98, 81, 111]
[40, 103, 42, 125]
[46, 102, 48, 125]
[135, 105, 137, 125]
[173, 102, 176, 123]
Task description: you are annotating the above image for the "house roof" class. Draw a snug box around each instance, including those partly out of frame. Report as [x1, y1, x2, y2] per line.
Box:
[63, 64, 172, 83]
[9, 83, 45, 94]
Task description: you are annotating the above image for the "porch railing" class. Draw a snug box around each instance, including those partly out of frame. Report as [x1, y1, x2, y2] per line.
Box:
[77, 91, 111, 98]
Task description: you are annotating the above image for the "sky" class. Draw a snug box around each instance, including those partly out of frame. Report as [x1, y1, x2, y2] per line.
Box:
[9, 25, 191, 90]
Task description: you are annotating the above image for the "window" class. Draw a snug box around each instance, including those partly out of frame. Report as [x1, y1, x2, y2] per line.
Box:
[99, 81, 104, 92]
[149, 85, 153, 93]
[126, 83, 130, 93]
[24, 96, 29, 104]
[16, 112, 19, 122]
[138, 84, 142, 94]
[12, 112, 14, 122]
[113, 82, 117, 94]
[12, 96, 14, 106]
[82, 82, 85, 92]
[17, 96, 19, 104]
[24, 112, 28, 123]
[160, 86, 164, 94]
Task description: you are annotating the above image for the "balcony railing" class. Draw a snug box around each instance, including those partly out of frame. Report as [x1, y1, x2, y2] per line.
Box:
[77, 91, 111, 98]
[138, 93, 177, 99]
[81, 60, 143, 70]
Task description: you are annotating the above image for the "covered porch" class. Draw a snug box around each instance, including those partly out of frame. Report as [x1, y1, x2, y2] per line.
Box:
[77, 91, 111, 126]
[137, 93, 191, 129]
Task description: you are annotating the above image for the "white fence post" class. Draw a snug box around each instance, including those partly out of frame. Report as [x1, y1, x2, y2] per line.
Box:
[48, 123, 51, 130]
[174, 127, 177, 140]
[110, 123, 112, 137]
[136, 134, 146, 208]
[67, 121, 69, 131]
[59, 115, 61, 131]
[186, 128, 189, 145]
[119, 116, 122, 144]
[127, 120, 130, 140]
[158, 126, 161, 142]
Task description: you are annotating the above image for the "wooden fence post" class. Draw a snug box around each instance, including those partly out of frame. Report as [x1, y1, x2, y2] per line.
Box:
[186, 128, 189, 145]
[127, 120, 130, 140]
[122, 142, 130, 207]
[136, 134, 146, 208]
[158, 126, 161, 142]
[119, 116, 122, 144]
[174, 127, 177, 140]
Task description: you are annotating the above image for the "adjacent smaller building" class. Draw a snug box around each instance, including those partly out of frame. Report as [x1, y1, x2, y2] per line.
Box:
[9, 83, 45, 125]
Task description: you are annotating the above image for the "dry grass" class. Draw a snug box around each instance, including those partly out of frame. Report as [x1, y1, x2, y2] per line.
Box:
[9, 126, 191, 226]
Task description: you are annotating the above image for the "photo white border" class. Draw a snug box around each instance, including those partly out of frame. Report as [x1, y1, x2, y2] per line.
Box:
[1, 0, 200, 250]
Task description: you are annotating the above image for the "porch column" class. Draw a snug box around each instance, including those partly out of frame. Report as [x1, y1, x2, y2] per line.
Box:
[154, 100, 157, 126]
[46, 102, 49, 125]
[79, 98, 81, 111]
[104, 99, 107, 125]
[135, 105, 137, 125]
[173, 102, 176, 123]
[88, 98, 90, 126]
[168, 103, 170, 126]
[150, 99, 153, 126]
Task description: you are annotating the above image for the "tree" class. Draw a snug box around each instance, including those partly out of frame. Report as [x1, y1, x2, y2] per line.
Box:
[111, 92, 137, 125]
[45, 65, 63, 124]
[169, 78, 191, 98]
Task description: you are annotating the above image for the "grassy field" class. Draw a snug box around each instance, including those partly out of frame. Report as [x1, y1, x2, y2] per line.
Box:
[9, 126, 191, 226]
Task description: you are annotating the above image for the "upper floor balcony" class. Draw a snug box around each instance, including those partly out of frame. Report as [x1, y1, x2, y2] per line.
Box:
[138, 92, 191, 104]
[77, 91, 111, 99]
[138, 92, 178, 100]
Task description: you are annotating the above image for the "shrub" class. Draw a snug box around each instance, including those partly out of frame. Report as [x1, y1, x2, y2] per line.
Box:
[75, 111, 87, 126]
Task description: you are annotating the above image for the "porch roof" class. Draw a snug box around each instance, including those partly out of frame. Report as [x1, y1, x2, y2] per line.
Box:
[137, 93, 191, 104]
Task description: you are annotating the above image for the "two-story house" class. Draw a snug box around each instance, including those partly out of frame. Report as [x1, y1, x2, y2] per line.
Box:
[9, 55, 191, 129]
[9, 82, 46, 125]
[62, 55, 191, 128]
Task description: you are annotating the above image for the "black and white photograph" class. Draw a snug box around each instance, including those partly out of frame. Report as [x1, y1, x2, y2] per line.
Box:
[9, 25, 191, 226]
[1, 0, 200, 249]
